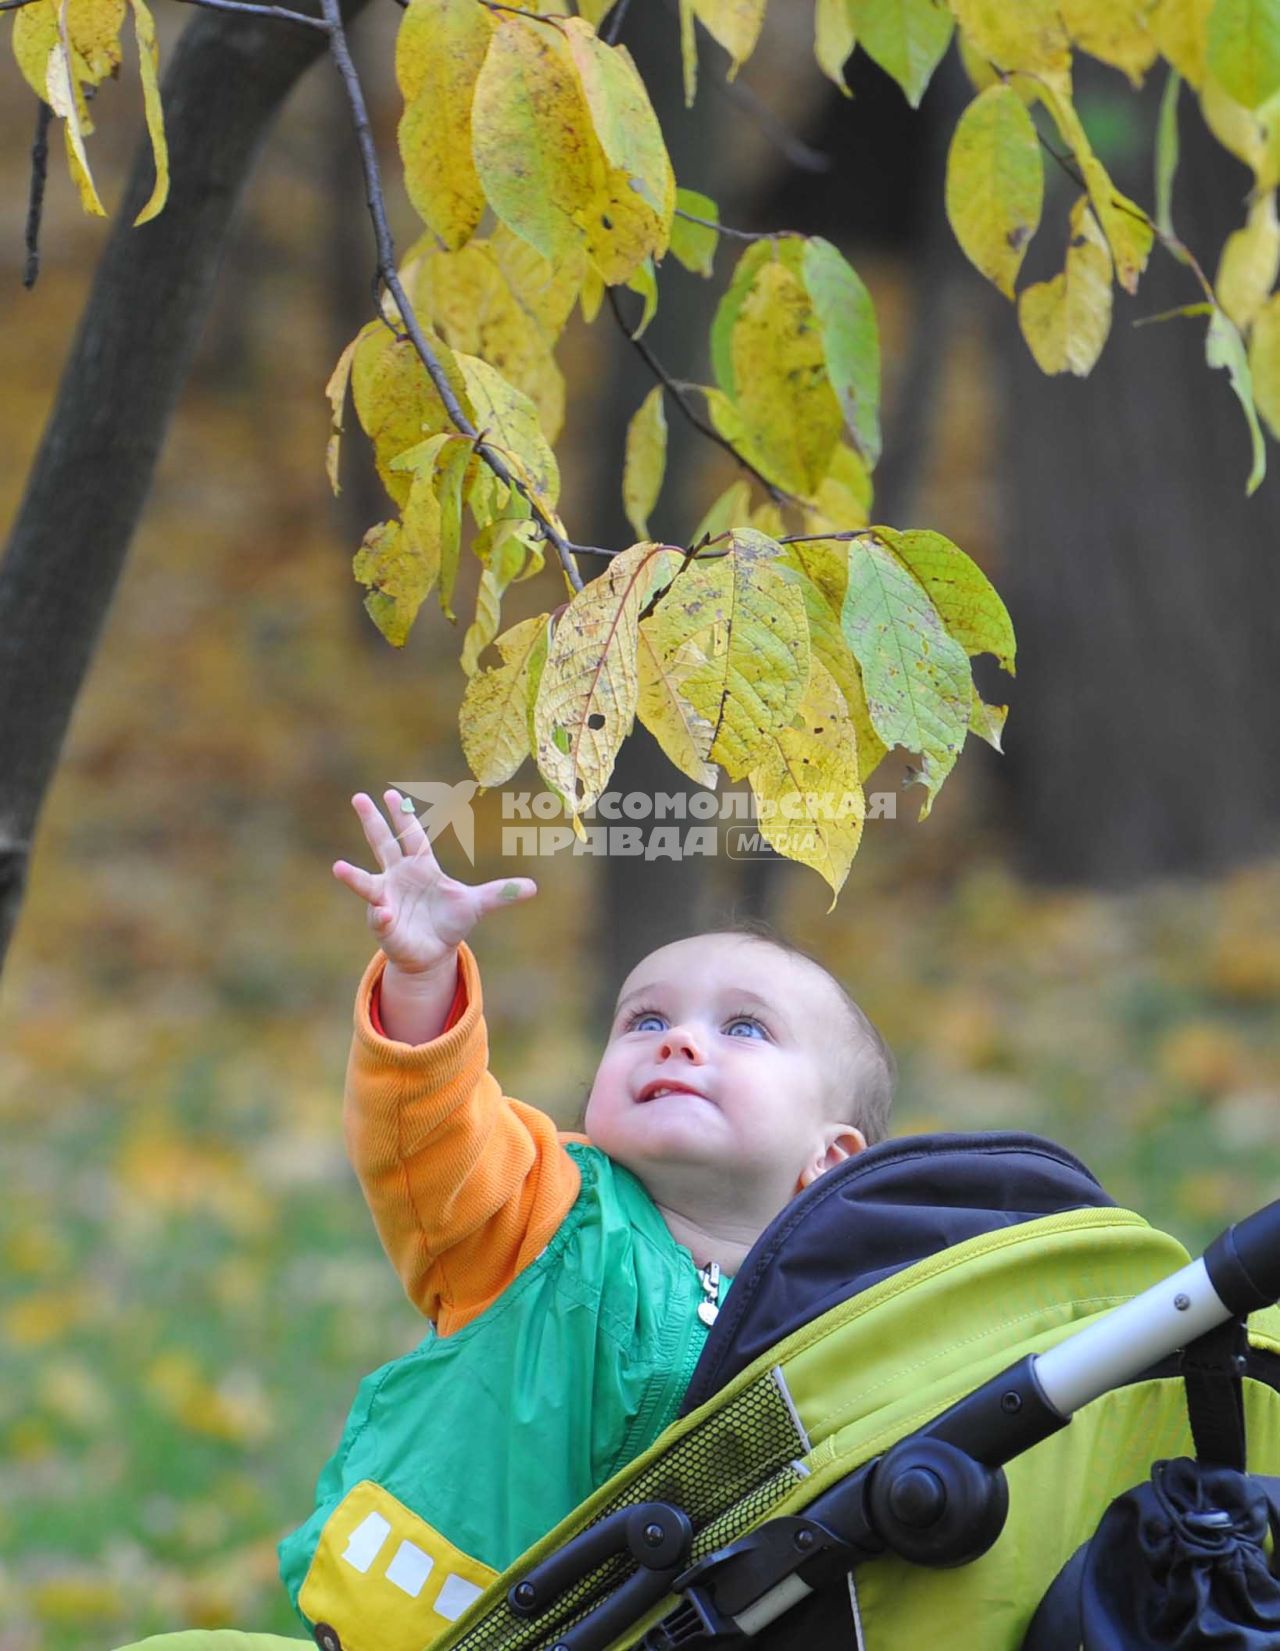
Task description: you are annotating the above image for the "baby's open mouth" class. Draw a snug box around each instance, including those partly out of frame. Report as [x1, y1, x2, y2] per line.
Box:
[637, 1081, 706, 1103]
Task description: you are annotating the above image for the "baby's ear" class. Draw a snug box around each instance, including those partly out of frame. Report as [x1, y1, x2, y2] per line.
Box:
[796, 1126, 867, 1191]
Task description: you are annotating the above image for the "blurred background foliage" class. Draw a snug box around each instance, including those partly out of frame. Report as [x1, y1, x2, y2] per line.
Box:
[1, 5, 1279, 1649]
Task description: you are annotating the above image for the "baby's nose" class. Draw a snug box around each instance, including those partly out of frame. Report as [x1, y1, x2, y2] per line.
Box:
[659, 1026, 705, 1062]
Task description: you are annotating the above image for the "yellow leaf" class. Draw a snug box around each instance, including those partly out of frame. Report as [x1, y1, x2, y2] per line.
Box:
[324, 336, 358, 496]
[127, 0, 168, 225]
[949, 0, 1072, 85]
[1058, 0, 1158, 85]
[1216, 189, 1280, 328]
[13, 0, 126, 216]
[727, 260, 844, 493]
[461, 613, 550, 784]
[747, 657, 865, 907]
[1249, 288, 1280, 435]
[462, 523, 537, 674]
[1017, 194, 1114, 375]
[404, 240, 566, 439]
[1151, 0, 1213, 85]
[353, 517, 437, 647]
[397, 0, 493, 250]
[642, 529, 810, 780]
[351, 321, 473, 508]
[472, 15, 665, 288]
[692, 0, 767, 76]
[781, 537, 888, 781]
[580, 263, 606, 322]
[815, 0, 857, 90]
[563, 18, 675, 241]
[945, 83, 1044, 299]
[804, 442, 874, 530]
[750, 499, 785, 535]
[533, 542, 677, 816]
[1038, 85, 1155, 292]
[457, 353, 560, 509]
[625, 257, 659, 336]
[488, 223, 585, 339]
[679, 0, 698, 104]
[636, 626, 718, 788]
[623, 386, 667, 539]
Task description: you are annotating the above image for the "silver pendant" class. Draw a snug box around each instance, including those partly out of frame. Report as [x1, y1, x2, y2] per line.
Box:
[696, 1260, 720, 1326]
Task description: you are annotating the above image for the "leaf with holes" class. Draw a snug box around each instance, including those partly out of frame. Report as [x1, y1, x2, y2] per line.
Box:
[533, 543, 677, 818]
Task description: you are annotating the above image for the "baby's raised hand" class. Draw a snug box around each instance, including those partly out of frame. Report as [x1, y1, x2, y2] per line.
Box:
[334, 790, 537, 978]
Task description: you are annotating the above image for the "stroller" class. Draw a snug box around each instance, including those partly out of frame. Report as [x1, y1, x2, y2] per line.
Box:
[124, 1132, 1280, 1651]
[120, 1129, 1280, 1651]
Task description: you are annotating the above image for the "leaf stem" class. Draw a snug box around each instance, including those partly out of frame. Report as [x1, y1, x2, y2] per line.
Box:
[605, 285, 792, 505]
[320, 0, 585, 591]
[168, 0, 331, 29]
[673, 207, 790, 243]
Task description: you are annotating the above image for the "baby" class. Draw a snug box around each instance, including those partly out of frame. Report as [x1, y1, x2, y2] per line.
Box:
[279, 790, 894, 1651]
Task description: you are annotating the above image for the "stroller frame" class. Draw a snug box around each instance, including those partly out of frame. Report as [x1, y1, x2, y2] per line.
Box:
[499, 1198, 1280, 1651]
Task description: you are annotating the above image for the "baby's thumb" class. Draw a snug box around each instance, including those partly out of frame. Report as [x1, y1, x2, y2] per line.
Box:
[473, 877, 538, 920]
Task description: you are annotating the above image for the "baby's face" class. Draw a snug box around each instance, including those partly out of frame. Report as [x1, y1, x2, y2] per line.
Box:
[584, 935, 857, 1213]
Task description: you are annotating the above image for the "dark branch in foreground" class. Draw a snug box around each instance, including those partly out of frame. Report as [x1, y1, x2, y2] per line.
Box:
[605, 286, 790, 505]
[321, 0, 584, 591]
[23, 100, 51, 291]
[170, 0, 330, 27]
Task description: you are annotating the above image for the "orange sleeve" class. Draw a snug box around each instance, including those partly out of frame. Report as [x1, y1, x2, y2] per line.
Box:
[344, 943, 586, 1336]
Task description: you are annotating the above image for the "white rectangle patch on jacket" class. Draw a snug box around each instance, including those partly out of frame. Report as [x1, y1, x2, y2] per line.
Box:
[342, 1511, 391, 1574]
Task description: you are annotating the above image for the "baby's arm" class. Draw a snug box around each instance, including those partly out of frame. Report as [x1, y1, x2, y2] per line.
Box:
[332, 789, 536, 1045]
[334, 792, 578, 1333]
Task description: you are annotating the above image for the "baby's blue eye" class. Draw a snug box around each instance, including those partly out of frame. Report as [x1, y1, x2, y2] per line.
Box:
[631, 1012, 667, 1033]
[725, 1017, 767, 1039]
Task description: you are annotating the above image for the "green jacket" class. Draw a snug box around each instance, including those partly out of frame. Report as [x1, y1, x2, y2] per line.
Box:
[278, 1143, 727, 1651]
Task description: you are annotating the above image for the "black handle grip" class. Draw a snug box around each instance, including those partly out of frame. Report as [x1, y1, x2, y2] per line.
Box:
[1205, 1199, 1280, 1317]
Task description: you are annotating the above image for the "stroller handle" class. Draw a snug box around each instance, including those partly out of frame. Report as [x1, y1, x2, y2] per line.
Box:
[1034, 1196, 1280, 1419]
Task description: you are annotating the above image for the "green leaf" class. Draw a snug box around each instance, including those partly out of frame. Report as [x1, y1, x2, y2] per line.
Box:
[1205, 306, 1268, 494]
[841, 532, 973, 815]
[1206, 0, 1280, 110]
[624, 257, 659, 337]
[848, 0, 954, 108]
[623, 387, 668, 540]
[801, 237, 882, 466]
[711, 238, 804, 397]
[1155, 67, 1182, 239]
[815, 0, 858, 91]
[872, 525, 1016, 670]
[670, 187, 720, 276]
[945, 82, 1044, 299]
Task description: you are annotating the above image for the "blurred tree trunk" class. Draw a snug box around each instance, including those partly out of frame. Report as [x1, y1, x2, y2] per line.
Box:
[0, 0, 371, 979]
[994, 83, 1280, 882]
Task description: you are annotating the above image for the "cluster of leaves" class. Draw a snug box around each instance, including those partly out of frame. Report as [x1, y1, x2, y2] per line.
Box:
[926, 0, 1280, 493]
[22, 0, 1280, 895]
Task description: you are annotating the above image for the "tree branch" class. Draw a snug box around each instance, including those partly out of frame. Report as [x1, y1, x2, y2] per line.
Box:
[23, 100, 52, 291]
[605, 285, 794, 506]
[599, 0, 632, 46]
[170, 0, 330, 27]
[321, 0, 584, 591]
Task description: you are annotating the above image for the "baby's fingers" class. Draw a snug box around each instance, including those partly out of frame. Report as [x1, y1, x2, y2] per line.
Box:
[471, 877, 538, 921]
[333, 859, 382, 904]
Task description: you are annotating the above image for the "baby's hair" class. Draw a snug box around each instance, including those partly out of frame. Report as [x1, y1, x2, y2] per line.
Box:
[709, 916, 896, 1145]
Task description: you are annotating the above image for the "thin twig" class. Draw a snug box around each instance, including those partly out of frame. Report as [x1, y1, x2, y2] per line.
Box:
[169, 0, 330, 28]
[673, 206, 784, 243]
[605, 286, 791, 506]
[23, 100, 51, 292]
[474, 0, 566, 23]
[321, 0, 584, 592]
[1036, 130, 1217, 306]
[599, 0, 632, 46]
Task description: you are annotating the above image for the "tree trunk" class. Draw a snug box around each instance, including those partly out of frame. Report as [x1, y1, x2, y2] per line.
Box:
[0, 0, 372, 976]
[994, 82, 1280, 883]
